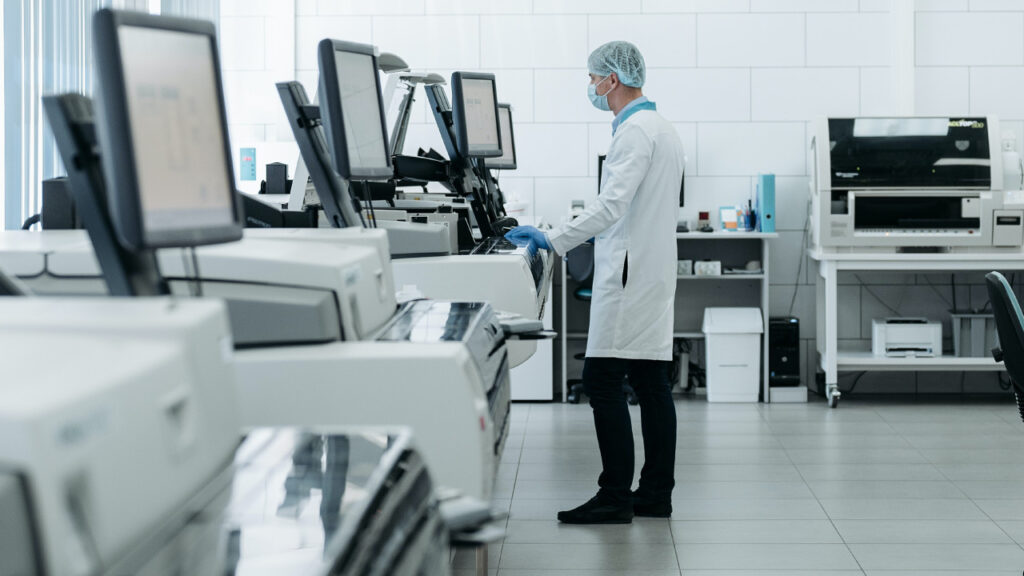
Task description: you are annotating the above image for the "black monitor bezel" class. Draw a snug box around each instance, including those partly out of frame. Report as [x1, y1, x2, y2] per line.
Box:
[485, 103, 517, 170]
[317, 38, 394, 180]
[450, 71, 503, 159]
[93, 8, 242, 250]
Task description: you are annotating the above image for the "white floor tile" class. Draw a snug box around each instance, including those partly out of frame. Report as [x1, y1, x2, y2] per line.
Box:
[849, 543, 1024, 571]
[818, 498, 987, 520]
[500, 543, 680, 571]
[670, 519, 843, 543]
[487, 399, 1021, 572]
[833, 519, 1013, 544]
[676, 543, 860, 570]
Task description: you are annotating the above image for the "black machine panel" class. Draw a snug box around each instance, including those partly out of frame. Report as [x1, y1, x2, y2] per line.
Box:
[854, 196, 980, 231]
[829, 117, 992, 189]
[470, 236, 545, 291]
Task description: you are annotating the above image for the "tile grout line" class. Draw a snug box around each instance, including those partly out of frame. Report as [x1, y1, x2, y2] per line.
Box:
[778, 412, 869, 574]
[922, 424, 1024, 554]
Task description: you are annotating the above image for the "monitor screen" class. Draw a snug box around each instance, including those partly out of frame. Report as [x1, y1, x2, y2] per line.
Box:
[94, 10, 241, 249]
[318, 39, 393, 180]
[451, 72, 502, 158]
[485, 104, 517, 170]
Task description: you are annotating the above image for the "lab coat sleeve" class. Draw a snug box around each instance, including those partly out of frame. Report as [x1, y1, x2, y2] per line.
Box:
[546, 123, 654, 255]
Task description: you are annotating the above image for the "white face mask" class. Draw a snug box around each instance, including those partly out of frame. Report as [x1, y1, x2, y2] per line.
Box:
[587, 76, 613, 112]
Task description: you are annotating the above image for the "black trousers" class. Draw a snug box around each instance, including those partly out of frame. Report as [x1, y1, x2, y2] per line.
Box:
[582, 357, 677, 505]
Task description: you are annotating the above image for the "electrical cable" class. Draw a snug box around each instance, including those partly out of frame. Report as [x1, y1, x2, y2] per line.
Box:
[21, 214, 41, 230]
[918, 274, 953, 309]
[839, 370, 868, 394]
[854, 273, 902, 316]
[787, 210, 811, 317]
[190, 247, 203, 297]
[180, 249, 194, 297]
[362, 181, 378, 228]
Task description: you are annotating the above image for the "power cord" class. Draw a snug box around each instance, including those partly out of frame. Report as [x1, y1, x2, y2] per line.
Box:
[917, 274, 953, 309]
[786, 206, 811, 317]
[855, 273, 903, 316]
[180, 248, 203, 297]
[21, 214, 41, 230]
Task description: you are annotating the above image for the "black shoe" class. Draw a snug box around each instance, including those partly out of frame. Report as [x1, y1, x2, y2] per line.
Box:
[557, 495, 633, 524]
[632, 490, 672, 518]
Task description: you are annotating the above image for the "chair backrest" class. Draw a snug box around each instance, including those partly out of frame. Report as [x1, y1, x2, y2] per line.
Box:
[566, 242, 595, 287]
[986, 271, 1024, 385]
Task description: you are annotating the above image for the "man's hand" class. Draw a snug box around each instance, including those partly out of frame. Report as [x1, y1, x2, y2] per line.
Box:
[505, 226, 552, 251]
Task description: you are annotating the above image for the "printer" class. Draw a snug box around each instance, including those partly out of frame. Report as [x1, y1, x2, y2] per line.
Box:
[871, 317, 943, 357]
[0, 296, 449, 576]
[811, 116, 1024, 251]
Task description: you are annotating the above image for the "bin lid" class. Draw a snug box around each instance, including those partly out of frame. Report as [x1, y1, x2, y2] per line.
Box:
[702, 307, 764, 334]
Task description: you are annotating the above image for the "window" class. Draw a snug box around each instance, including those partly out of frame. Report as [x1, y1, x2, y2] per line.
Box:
[1, 0, 215, 230]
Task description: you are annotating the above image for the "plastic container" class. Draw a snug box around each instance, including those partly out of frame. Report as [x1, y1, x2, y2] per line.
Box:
[702, 307, 764, 403]
[951, 313, 999, 358]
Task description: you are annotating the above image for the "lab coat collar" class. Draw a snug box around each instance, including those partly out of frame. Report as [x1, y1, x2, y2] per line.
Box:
[612, 96, 655, 135]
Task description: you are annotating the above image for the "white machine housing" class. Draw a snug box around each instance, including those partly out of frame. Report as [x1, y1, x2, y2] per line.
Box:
[871, 317, 943, 357]
[0, 230, 510, 500]
[0, 299, 238, 576]
[811, 116, 1024, 251]
[245, 227, 551, 368]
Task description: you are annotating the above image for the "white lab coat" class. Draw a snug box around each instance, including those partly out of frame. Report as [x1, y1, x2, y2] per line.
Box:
[547, 109, 685, 361]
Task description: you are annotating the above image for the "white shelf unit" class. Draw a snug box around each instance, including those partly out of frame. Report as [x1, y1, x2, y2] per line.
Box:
[556, 232, 781, 402]
[809, 250, 1024, 408]
[677, 232, 778, 402]
[678, 274, 766, 280]
[836, 350, 1003, 371]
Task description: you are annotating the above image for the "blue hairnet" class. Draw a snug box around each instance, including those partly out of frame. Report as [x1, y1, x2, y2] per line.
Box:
[588, 41, 646, 88]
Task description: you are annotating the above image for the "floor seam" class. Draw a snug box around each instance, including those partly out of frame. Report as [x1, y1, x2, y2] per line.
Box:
[927, 442, 1024, 553]
[780, 405, 871, 575]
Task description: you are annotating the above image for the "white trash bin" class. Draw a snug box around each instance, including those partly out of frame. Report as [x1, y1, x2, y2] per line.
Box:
[702, 307, 764, 403]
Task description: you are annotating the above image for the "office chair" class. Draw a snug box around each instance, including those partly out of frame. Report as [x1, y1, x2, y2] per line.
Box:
[565, 242, 638, 405]
[986, 271, 1024, 423]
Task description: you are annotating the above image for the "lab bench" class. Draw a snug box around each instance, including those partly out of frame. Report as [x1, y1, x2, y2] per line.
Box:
[554, 231, 782, 402]
[809, 249, 1024, 408]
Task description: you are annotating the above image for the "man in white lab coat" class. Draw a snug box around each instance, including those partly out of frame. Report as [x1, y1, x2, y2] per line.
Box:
[506, 41, 685, 524]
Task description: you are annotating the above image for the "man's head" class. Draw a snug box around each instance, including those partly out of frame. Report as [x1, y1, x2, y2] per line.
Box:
[587, 41, 645, 113]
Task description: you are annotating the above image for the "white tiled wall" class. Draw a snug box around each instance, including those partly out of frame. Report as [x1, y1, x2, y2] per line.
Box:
[219, 0, 1024, 395]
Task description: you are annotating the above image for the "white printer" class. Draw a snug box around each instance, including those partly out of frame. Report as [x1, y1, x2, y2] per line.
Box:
[871, 318, 943, 357]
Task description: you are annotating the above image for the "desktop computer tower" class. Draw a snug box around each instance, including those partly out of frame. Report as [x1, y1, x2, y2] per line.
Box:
[769, 317, 800, 386]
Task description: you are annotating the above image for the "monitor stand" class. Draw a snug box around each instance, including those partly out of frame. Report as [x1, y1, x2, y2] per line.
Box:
[42, 94, 167, 297]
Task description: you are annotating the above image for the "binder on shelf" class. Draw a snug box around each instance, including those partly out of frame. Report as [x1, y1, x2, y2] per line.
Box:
[756, 173, 775, 233]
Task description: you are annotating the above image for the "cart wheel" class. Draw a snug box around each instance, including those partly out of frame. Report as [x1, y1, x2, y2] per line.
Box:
[828, 390, 840, 409]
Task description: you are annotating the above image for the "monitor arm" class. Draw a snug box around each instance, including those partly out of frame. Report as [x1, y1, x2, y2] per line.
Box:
[424, 85, 497, 238]
[42, 94, 167, 296]
[276, 81, 363, 229]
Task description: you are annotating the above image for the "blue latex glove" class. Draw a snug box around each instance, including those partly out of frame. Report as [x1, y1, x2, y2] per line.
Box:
[505, 225, 552, 251]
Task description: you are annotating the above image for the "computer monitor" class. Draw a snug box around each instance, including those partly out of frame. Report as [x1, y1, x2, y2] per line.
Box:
[93, 9, 242, 250]
[317, 39, 393, 180]
[450, 72, 502, 158]
[485, 103, 517, 170]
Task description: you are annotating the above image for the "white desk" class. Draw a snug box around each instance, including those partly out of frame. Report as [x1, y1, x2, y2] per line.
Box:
[809, 249, 1024, 408]
[557, 231, 782, 402]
